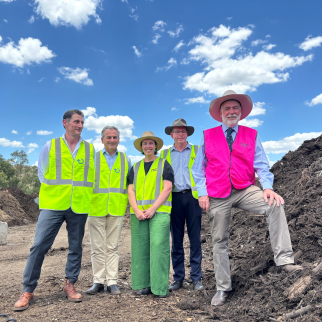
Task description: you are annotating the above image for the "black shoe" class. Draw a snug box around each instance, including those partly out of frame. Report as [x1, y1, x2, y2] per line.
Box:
[107, 284, 121, 295]
[155, 294, 167, 298]
[192, 280, 204, 290]
[86, 283, 104, 295]
[136, 287, 152, 295]
[169, 280, 183, 291]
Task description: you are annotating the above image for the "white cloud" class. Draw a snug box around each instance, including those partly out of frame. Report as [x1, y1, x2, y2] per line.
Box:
[28, 143, 39, 148]
[28, 15, 35, 24]
[11, 130, 18, 134]
[184, 96, 210, 104]
[33, 161, 38, 167]
[3, 19, 8, 23]
[227, 17, 233, 21]
[0, 138, 24, 147]
[299, 35, 322, 51]
[251, 39, 267, 46]
[305, 93, 322, 106]
[129, 6, 138, 21]
[33, 0, 102, 29]
[180, 58, 190, 65]
[84, 109, 137, 142]
[263, 132, 322, 154]
[239, 118, 263, 127]
[266, 34, 271, 38]
[132, 46, 142, 57]
[183, 24, 313, 96]
[54, 77, 60, 82]
[249, 102, 266, 116]
[38, 77, 45, 82]
[160, 144, 173, 151]
[171, 107, 179, 111]
[128, 155, 144, 164]
[58, 67, 93, 86]
[168, 25, 183, 38]
[81, 106, 97, 117]
[0, 36, 56, 68]
[152, 21, 166, 32]
[37, 130, 53, 135]
[263, 44, 276, 51]
[173, 40, 185, 52]
[152, 33, 161, 44]
[156, 57, 177, 72]
[0, 0, 15, 2]
[27, 148, 35, 154]
[26, 131, 32, 135]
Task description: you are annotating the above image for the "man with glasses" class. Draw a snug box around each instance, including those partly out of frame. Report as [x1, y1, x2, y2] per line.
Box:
[161, 119, 203, 292]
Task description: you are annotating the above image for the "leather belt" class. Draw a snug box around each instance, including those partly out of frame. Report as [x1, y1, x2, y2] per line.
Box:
[174, 189, 191, 193]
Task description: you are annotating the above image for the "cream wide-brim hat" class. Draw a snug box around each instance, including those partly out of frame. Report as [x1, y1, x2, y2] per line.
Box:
[134, 131, 164, 152]
[209, 90, 253, 122]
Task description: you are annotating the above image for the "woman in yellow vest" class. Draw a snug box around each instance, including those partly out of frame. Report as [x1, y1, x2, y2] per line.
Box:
[127, 131, 174, 297]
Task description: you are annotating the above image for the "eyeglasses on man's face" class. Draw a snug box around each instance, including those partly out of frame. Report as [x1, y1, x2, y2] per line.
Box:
[173, 130, 187, 135]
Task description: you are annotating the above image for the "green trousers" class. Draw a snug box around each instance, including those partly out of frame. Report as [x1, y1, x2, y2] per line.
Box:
[131, 212, 170, 296]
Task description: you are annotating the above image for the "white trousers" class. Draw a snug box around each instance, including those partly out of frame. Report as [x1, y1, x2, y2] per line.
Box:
[88, 215, 124, 286]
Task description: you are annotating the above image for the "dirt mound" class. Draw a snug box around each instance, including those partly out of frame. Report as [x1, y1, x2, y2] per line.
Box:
[177, 135, 322, 321]
[0, 188, 39, 226]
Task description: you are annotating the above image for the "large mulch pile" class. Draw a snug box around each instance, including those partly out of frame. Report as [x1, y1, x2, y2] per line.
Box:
[178, 134, 322, 321]
[0, 188, 39, 226]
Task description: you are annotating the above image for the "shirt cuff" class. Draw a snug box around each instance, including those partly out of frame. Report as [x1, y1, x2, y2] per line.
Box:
[261, 182, 273, 191]
[197, 188, 208, 197]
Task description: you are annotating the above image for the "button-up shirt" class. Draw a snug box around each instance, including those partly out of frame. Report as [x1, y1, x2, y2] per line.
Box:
[38, 134, 86, 183]
[191, 124, 274, 197]
[101, 148, 132, 171]
[169, 143, 194, 192]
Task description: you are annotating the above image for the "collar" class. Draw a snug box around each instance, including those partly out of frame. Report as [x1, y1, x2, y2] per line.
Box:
[170, 142, 192, 151]
[62, 133, 83, 144]
[221, 124, 239, 133]
[102, 148, 118, 157]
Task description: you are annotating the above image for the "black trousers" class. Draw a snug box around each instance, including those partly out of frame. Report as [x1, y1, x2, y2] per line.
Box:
[170, 191, 202, 281]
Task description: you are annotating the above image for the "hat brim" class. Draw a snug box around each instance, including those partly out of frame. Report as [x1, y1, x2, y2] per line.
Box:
[134, 136, 164, 152]
[209, 94, 253, 122]
[165, 126, 194, 136]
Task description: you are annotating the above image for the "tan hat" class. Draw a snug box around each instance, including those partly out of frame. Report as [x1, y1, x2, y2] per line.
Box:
[134, 131, 164, 152]
[165, 118, 194, 136]
[209, 90, 253, 122]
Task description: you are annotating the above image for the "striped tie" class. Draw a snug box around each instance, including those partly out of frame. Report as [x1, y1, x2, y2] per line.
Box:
[226, 128, 234, 151]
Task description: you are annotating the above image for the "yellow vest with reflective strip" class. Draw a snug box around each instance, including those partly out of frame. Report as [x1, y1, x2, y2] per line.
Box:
[89, 151, 129, 217]
[39, 137, 95, 213]
[160, 145, 199, 199]
[130, 157, 172, 214]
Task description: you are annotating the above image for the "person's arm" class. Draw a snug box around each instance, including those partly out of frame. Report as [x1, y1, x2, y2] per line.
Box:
[191, 135, 209, 211]
[144, 180, 172, 219]
[128, 184, 146, 220]
[38, 141, 51, 183]
[254, 136, 284, 206]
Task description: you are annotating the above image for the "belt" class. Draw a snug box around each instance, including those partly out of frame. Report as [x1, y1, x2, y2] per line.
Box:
[173, 189, 191, 193]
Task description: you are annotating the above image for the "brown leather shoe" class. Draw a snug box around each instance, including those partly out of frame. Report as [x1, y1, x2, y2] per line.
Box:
[211, 291, 230, 306]
[13, 292, 34, 311]
[282, 264, 303, 273]
[63, 279, 82, 302]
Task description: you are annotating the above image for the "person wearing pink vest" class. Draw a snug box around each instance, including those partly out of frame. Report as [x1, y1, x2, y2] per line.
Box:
[191, 90, 302, 307]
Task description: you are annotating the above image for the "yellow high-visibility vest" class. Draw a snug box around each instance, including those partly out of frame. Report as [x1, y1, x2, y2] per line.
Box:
[39, 137, 95, 213]
[160, 145, 199, 199]
[89, 151, 129, 217]
[130, 157, 172, 214]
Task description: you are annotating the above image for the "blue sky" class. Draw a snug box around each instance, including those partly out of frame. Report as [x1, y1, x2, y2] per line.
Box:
[1, 0, 322, 166]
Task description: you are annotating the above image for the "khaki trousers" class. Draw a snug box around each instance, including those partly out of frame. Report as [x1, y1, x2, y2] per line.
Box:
[88, 215, 124, 286]
[208, 185, 294, 292]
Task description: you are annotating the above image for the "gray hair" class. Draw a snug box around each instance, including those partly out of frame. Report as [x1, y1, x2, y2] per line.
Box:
[101, 125, 120, 139]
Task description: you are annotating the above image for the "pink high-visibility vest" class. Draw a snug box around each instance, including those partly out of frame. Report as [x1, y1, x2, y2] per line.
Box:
[204, 125, 257, 198]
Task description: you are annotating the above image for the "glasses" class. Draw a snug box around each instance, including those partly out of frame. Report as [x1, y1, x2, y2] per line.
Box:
[173, 130, 187, 135]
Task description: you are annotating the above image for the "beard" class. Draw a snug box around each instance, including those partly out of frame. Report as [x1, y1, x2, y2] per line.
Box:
[222, 113, 240, 127]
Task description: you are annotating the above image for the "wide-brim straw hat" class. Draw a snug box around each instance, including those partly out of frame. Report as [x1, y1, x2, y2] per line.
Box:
[134, 131, 164, 152]
[165, 118, 194, 136]
[209, 90, 253, 122]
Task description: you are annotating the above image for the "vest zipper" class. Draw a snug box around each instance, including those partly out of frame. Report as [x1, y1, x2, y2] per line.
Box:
[142, 158, 157, 211]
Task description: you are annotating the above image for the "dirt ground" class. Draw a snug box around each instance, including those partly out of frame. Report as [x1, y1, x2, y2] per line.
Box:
[2, 135, 322, 321]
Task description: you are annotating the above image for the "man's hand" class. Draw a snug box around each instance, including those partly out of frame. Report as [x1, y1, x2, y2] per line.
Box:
[263, 189, 284, 206]
[199, 195, 210, 212]
[135, 209, 146, 220]
[143, 207, 156, 219]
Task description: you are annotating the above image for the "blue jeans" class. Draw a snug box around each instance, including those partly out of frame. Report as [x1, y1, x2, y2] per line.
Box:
[170, 191, 202, 282]
[22, 208, 88, 293]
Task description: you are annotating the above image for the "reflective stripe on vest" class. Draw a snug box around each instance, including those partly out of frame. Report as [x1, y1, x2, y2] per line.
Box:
[132, 158, 172, 212]
[93, 151, 127, 194]
[43, 138, 93, 188]
[161, 145, 199, 199]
